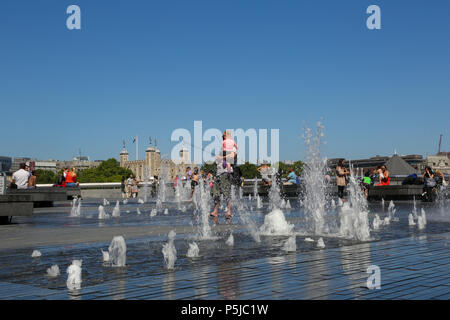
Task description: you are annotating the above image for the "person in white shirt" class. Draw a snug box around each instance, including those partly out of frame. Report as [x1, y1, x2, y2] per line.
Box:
[12, 163, 31, 189]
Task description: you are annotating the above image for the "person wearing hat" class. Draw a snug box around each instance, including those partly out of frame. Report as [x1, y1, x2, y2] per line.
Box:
[257, 162, 271, 186]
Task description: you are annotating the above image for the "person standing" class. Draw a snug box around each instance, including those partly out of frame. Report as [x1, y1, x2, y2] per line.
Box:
[257, 163, 271, 186]
[335, 159, 349, 202]
[131, 177, 139, 198]
[126, 174, 134, 198]
[120, 176, 126, 199]
[12, 163, 31, 189]
[189, 167, 199, 201]
[422, 166, 436, 202]
[210, 155, 233, 223]
[362, 170, 372, 199]
[186, 167, 193, 181]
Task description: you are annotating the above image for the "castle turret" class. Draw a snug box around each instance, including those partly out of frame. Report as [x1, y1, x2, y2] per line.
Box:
[120, 147, 129, 167]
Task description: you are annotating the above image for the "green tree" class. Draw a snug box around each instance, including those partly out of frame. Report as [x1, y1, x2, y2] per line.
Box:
[36, 169, 57, 184]
[273, 161, 304, 178]
[201, 162, 217, 176]
[239, 162, 260, 179]
[77, 158, 133, 183]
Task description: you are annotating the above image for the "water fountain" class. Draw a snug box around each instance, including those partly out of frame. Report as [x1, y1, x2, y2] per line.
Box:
[373, 214, 382, 230]
[301, 123, 329, 234]
[101, 250, 109, 262]
[142, 168, 150, 203]
[70, 198, 81, 217]
[285, 200, 291, 209]
[186, 242, 199, 258]
[268, 168, 282, 211]
[46, 265, 60, 277]
[108, 236, 127, 267]
[112, 201, 120, 217]
[103, 198, 110, 206]
[338, 165, 371, 241]
[225, 233, 234, 246]
[31, 250, 41, 258]
[253, 178, 258, 199]
[191, 177, 214, 240]
[162, 230, 177, 270]
[256, 195, 263, 209]
[408, 214, 416, 226]
[259, 209, 294, 236]
[418, 208, 427, 230]
[388, 200, 397, 221]
[156, 162, 168, 211]
[137, 208, 141, 215]
[98, 205, 110, 219]
[66, 260, 82, 290]
[317, 237, 325, 248]
[150, 208, 157, 217]
[412, 196, 418, 218]
[282, 236, 297, 252]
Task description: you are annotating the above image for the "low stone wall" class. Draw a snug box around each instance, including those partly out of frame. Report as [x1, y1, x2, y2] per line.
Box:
[0, 194, 34, 217]
[81, 188, 122, 199]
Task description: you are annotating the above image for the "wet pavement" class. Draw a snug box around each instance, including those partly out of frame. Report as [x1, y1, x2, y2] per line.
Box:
[0, 197, 449, 300]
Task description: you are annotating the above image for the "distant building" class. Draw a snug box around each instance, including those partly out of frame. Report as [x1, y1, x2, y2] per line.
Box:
[11, 157, 31, 172]
[57, 155, 101, 172]
[32, 160, 58, 173]
[0, 156, 12, 172]
[328, 154, 424, 173]
[424, 154, 450, 175]
[120, 139, 194, 181]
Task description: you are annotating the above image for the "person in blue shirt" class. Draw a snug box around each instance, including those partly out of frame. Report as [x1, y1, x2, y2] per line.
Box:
[285, 168, 297, 185]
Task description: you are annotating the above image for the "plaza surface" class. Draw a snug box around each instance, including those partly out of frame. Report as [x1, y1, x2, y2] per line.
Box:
[0, 197, 449, 300]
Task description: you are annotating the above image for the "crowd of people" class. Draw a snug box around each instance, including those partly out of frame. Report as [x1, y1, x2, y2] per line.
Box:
[8, 164, 79, 190]
[334, 159, 448, 202]
[121, 174, 140, 199]
[55, 167, 79, 188]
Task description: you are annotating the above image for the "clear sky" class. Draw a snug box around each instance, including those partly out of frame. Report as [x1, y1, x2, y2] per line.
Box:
[1, 0, 449, 162]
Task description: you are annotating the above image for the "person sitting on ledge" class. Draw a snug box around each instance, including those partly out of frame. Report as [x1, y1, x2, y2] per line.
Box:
[376, 165, 390, 186]
[65, 167, 79, 187]
[9, 178, 18, 189]
[28, 170, 37, 189]
[12, 163, 31, 189]
[284, 167, 297, 185]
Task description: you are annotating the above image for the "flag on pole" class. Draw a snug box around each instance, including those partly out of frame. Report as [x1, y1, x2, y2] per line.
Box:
[132, 136, 137, 143]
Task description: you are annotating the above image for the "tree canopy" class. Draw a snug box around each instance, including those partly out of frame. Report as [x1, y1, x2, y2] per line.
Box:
[77, 158, 133, 183]
[36, 169, 58, 184]
[275, 161, 304, 178]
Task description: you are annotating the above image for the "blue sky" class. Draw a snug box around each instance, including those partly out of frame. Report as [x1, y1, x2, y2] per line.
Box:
[1, 0, 449, 163]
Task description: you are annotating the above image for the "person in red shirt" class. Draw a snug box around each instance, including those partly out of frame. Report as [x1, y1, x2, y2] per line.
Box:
[66, 168, 78, 187]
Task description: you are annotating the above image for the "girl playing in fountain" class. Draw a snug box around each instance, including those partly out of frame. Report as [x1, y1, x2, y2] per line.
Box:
[222, 130, 238, 175]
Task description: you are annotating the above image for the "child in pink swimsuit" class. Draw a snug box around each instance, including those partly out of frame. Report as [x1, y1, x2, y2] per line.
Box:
[222, 131, 238, 174]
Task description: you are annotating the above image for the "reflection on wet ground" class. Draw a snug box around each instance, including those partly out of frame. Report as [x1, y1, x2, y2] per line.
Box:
[0, 198, 449, 299]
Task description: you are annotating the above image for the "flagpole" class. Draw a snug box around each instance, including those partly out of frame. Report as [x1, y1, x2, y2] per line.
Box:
[136, 135, 139, 161]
